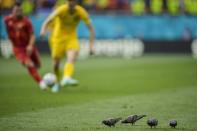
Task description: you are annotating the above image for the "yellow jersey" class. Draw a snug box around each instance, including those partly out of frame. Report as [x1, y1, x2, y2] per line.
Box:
[49, 4, 91, 39]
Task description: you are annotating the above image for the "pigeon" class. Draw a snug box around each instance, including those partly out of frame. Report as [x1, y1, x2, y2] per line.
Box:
[121, 115, 146, 125]
[102, 117, 122, 127]
[147, 118, 158, 128]
[169, 120, 177, 128]
[136, 115, 147, 121]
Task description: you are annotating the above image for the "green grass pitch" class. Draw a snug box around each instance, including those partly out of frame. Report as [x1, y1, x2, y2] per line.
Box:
[0, 55, 197, 131]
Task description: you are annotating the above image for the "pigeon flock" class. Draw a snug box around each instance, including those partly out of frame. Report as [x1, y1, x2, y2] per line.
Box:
[102, 114, 178, 129]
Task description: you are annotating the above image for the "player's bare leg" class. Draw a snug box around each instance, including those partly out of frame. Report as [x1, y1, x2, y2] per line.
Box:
[53, 58, 61, 81]
[61, 49, 79, 86]
[51, 58, 61, 93]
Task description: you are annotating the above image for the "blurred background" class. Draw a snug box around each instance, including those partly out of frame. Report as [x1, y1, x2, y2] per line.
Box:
[1, 0, 197, 58]
[1, 1, 197, 130]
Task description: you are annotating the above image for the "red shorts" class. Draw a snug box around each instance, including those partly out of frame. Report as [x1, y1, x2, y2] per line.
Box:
[13, 46, 41, 67]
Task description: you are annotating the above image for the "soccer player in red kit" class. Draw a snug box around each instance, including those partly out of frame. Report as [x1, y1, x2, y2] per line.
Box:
[4, 2, 47, 90]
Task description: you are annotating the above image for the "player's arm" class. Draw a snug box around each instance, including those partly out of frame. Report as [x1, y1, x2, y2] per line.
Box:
[40, 14, 56, 37]
[86, 23, 95, 55]
[81, 9, 95, 55]
[27, 34, 36, 55]
[40, 6, 64, 37]
[26, 19, 36, 55]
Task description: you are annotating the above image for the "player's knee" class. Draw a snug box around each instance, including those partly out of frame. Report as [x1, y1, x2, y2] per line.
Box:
[24, 60, 34, 67]
[67, 50, 78, 63]
[67, 57, 77, 63]
[67, 55, 77, 63]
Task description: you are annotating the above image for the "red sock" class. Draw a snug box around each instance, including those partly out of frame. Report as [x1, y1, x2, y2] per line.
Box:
[27, 66, 42, 83]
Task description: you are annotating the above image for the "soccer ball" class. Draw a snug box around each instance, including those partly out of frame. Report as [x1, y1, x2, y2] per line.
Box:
[43, 73, 56, 87]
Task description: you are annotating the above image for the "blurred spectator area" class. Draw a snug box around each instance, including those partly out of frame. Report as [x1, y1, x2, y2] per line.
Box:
[1, 0, 197, 41]
[0, 0, 197, 15]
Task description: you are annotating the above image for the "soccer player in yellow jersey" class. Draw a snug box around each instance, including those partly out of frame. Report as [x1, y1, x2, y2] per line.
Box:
[40, 0, 95, 92]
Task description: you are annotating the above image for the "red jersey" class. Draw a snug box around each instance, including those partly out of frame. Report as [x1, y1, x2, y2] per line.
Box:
[4, 15, 34, 48]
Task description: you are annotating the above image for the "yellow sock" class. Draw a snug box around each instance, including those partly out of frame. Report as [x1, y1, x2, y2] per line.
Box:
[64, 63, 74, 78]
